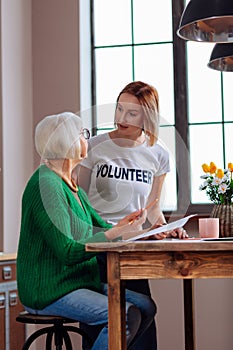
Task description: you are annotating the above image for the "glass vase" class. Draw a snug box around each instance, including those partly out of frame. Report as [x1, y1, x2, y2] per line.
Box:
[211, 204, 233, 237]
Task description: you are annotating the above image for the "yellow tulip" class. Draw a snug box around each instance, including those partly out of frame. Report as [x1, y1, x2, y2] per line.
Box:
[202, 163, 210, 173]
[209, 162, 217, 174]
[216, 168, 224, 179]
[228, 163, 233, 172]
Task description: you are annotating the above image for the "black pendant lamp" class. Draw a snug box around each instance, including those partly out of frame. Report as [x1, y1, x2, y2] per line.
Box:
[177, 0, 233, 42]
[208, 43, 233, 71]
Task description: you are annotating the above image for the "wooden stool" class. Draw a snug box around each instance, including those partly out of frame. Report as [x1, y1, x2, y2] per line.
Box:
[16, 311, 93, 350]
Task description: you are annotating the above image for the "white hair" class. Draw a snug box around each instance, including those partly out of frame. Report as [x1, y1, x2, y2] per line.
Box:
[35, 112, 83, 159]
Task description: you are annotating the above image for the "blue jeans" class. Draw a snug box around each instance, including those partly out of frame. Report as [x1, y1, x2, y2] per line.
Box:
[24, 284, 156, 350]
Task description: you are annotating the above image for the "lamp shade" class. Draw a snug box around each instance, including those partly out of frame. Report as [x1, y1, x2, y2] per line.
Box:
[177, 0, 233, 42]
[208, 43, 233, 71]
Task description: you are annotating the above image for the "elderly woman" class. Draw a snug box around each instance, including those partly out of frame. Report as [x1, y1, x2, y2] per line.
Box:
[16, 112, 156, 350]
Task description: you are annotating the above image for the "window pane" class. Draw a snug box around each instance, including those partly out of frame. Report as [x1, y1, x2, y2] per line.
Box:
[133, 0, 172, 43]
[159, 126, 177, 210]
[93, 0, 132, 46]
[189, 124, 224, 203]
[224, 123, 233, 164]
[223, 73, 233, 122]
[94, 103, 115, 130]
[134, 44, 174, 125]
[95, 47, 133, 105]
[80, 104, 115, 131]
[187, 42, 222, 123]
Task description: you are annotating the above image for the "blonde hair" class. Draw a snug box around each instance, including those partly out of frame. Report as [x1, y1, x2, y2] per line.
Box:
[116, 81, 160, 146]
[35, 112, 83, 159]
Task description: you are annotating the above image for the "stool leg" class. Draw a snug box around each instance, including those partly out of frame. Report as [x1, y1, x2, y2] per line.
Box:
[22, 327, 53, 350]
[62, 329, 73, 350]
[54, 323, 64, 350]
[45, 328, 54, 350]
[44, 325, 73, 350]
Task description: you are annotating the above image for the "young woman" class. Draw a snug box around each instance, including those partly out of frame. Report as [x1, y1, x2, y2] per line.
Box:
[75, 81, 188, 349]
[16, 112, 157, 350]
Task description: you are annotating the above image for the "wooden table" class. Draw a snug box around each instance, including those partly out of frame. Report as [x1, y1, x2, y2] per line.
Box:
[86, 239, 233, 350]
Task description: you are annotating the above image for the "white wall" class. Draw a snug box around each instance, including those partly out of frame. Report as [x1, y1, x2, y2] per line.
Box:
[1, 0, 33, 253]
[31, 0, 81, 167]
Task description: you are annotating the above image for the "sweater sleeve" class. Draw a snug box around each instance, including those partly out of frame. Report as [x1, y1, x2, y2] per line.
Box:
[32, 173, 107, 266]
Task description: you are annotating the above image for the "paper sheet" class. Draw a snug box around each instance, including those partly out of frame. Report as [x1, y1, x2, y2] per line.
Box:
[124, 214, 197, 242]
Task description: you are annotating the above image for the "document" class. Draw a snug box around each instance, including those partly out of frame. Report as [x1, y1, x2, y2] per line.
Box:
[124, 214, 197, 242]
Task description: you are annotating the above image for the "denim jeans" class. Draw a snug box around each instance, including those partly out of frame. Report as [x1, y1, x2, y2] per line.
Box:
[24, 283, 156, 350]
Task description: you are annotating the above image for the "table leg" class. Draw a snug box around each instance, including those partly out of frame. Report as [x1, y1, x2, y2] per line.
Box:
[107, 252, 126, 350]
[183, 279, 195, 350]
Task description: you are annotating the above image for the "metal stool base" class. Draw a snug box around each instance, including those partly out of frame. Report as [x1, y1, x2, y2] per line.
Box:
[16, 312, 93, 350]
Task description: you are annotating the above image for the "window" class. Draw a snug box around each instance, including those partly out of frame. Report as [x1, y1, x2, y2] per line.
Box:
[90, 0, 233, 214]
[187, 41, 233, 205]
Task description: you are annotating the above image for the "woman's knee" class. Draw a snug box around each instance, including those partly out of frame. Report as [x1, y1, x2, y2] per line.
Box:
[126, 290, 157, 318]
[146, 297, 157, 318]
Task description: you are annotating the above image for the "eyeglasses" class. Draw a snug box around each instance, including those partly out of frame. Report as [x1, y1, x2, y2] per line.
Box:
[80, 128, 90, 140]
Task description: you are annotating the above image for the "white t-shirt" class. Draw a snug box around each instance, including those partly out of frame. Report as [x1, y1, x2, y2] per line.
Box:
[80, 133, 170, 224]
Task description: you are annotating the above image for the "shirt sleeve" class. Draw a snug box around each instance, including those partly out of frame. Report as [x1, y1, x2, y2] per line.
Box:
[155, 144, 170, 177]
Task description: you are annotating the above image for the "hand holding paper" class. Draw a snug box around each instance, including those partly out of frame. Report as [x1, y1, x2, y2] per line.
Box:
[123, 214, 196, 242]
[129, 198, 158, 225]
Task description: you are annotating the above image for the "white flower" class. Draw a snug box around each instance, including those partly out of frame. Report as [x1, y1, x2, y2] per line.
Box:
[200, 174, 209, 179]
[199, 180, 209, 190]
[212, 177, 222, 186]
[218, 183, 228, 194]
[222, 174, 230, 183]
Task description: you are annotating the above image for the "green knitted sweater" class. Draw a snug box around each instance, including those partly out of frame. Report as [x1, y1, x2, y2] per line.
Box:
[17, 165, 112, 309]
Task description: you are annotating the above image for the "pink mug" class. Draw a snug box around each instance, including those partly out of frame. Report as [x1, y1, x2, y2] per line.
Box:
[198, 218, 219, 238]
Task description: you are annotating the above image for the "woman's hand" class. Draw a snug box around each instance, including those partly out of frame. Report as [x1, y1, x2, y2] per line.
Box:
[105, 209, 147, 241]
[144, 223, 167, 240]
[116, 209, 144, 227]
[146, 223, 189, 240]
[165, 227, 189, 239]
